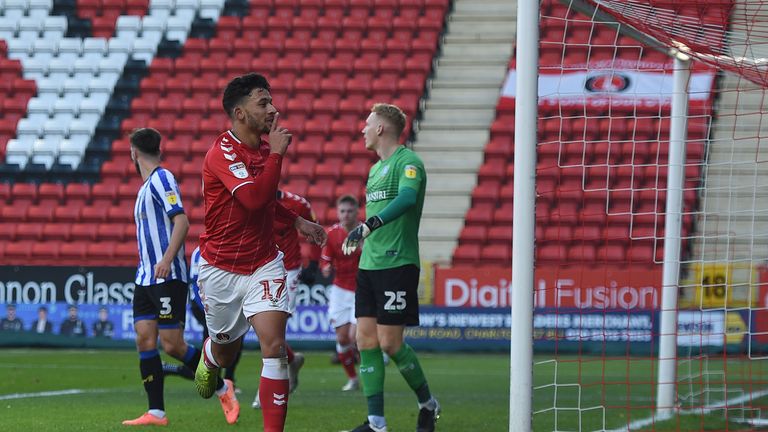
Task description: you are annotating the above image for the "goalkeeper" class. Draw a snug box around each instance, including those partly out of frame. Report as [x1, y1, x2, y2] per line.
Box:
[343, 103, 440, 432]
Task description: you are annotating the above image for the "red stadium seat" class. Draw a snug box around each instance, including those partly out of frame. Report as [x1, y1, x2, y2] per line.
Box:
[59, 242, 87, 261]
[43, 223, 71, 242]
[71, 224, 98, 241]
[27, 206, 55, 223]
[453, 244, 481, 265]
[80, 207, 109, 223]
[5, 241, 33, 260]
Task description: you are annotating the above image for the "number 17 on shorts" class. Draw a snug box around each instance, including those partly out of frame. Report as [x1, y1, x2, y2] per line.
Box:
[259, 278, 287, 306]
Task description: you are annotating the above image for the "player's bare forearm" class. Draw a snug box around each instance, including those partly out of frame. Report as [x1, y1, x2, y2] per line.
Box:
[163, 213, 189, 264]
[295, 217, 327, 246]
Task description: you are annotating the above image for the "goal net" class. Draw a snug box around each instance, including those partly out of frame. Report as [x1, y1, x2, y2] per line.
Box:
[511, 0, 768, 430]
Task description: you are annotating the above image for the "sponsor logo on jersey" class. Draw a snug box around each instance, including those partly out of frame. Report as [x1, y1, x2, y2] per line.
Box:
[165, 190, 178, 205]
[367, 190, 387, 202]
[404, 165, 417, 179]
[229, 162, 249, 179]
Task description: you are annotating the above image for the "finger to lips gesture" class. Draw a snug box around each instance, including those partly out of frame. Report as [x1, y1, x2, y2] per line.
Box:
[269, 112, 292, 155]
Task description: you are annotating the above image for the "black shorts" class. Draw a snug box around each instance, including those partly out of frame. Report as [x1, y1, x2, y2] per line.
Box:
[133, 280, 188, 329]
[355, 264, 420, 326]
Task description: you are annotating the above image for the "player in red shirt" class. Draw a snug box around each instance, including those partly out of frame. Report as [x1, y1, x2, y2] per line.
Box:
[251, 189, 321, 409]
[194, 73, 326, 432]
[322, 195, 363, 391]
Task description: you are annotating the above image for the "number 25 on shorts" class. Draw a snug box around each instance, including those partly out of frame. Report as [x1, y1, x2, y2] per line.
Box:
[260, 278, 287, 302]
[384, 291, 407, 311]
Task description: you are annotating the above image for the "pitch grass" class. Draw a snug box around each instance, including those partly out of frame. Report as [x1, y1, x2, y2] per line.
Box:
[1, 349, 765, 431]
[0, 349, 509, 432]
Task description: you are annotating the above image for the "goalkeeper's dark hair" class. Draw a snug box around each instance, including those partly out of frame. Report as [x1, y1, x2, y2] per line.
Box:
[129, 128, 162, 156]
[337, 194, 359, 207]
[223, 73, 271, 118]
[371, 103, 407, 138]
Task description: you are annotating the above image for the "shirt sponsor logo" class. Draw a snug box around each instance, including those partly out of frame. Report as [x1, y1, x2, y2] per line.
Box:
[229, 162, 249, 179]
[367, 190, 387, 201]
[165, 190, 178, 205]
[404, 165, 417, 179]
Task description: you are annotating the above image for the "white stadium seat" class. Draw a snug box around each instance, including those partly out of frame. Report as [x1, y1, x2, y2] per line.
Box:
[57, 38, 82, 56]
[69, 117, 98, 136]
[142, 15, 166, 32]
[108, 38, 132, 54]
[131, 38, 158, 64]
[64, 78, 89, 97]
[116, 15, 141, 38]
[73, 57, 98, 80]
[5, 139, 33, 169]
[47, 57, 74, 81]
[165, 30, 187, 43]
[149, 0, 174, 10]
[32, 137, 59, 169]
[82, 92, 109, 109]
[43, 118, 68, 138]
[7, 39, 32, 59]
[17, 117, 44, 138]
[54, 98, 79, 115]
[58, 138, 87, 168]
[27, 97, 54, 117]
[37, 77, 63, 95]
[88, 76, 115, 96]
[33, 38, 57, 54]
[83, 37, 108, 54]
[21, 57, 47, 80]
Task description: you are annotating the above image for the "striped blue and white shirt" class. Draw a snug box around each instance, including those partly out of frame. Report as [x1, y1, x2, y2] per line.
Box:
[134, 167, 188, 286]
[189, 246, 203, 309]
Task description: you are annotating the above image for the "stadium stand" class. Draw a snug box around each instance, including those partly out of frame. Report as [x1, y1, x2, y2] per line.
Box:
[0, 0, 449, 266]
[453, 0, 711, 266]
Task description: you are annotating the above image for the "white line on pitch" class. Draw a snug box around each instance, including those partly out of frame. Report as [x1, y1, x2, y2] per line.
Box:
[605, 389, 768, 432]
[0, 388, 110, 401]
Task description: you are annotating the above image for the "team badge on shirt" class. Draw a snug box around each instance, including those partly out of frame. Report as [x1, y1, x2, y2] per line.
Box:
[165, 190, 178, 205]
[404, 165, 417, 179]
[229, 162, 249, 179]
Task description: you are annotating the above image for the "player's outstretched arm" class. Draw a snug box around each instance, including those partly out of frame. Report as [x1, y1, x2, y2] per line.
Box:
[342, 187, 417, 255]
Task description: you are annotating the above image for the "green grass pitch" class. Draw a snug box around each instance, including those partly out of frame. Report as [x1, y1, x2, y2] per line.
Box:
[1, 349, 764, 431]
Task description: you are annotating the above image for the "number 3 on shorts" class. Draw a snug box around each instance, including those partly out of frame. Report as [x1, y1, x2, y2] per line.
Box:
[160, 297, 172, 315]
[384, 291, 406, 311]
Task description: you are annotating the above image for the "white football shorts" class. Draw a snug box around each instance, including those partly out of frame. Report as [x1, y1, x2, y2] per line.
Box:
[286, 267, 300, 314]
[197, 252, 289, 344]
[327, 284, 356, 329]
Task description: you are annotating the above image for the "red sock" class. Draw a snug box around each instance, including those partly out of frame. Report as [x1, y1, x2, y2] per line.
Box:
[338, 349, 358, 379]
[286, 345, 294, 363]
[259, 376, 289, 431]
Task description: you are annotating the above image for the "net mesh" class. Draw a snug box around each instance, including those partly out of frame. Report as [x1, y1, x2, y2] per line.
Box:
[523, 0, 768, 429]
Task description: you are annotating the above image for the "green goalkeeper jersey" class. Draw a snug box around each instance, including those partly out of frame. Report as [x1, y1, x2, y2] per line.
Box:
[360, 146, 427, 270]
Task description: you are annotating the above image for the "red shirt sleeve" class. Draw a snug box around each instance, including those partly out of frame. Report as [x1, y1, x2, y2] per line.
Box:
[232, 153, 284, 211]
[205, 146, 255, 195]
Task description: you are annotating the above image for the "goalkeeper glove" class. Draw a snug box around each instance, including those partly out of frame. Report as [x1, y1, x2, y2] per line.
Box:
[342, 215, 383, 255]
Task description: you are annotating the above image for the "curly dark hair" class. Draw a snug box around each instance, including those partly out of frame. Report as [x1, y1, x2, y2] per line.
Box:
[222, 73, 271, 118]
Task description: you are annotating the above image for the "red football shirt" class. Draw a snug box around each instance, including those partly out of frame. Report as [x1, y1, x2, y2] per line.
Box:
[200, 130, 296, 274]
[274, 191, 321, 271]
[321, 223, 361, 291]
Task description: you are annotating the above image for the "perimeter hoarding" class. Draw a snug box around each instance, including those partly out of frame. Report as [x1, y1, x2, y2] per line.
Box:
[434, 265, 662, 310]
